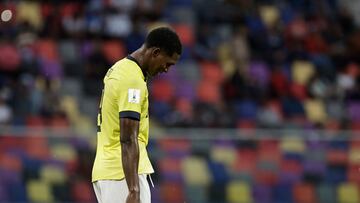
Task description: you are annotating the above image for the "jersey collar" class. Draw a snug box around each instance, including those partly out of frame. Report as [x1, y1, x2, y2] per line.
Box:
[126, 55, 147, 82]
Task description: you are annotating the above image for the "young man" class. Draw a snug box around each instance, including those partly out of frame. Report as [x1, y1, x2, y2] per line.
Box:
[92, 27, 182, 203]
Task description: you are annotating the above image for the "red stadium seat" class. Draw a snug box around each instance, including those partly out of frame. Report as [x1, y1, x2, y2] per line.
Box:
[71, 180, 96, 203]
[0, 153, 22, 172]
[347, 163, 360, 183]
[304, 32, 328, 54]
[35, 39, 59, 61]
[151, 79, 175, 103]
[351, 121, 360, 131]
[160, 182, 184, 203]
[254, 169, 278, 185]
[270, 69, 289, 97]
[200, 61, 225, 85]
[326, 149, 348, 166]
[289, 82, 308, 101]
[324, 119, 341, 131]
[158, 138, 191, 156]
[25, 116, 46, 128]
[24, 136, 50, 160]
[293, 182, 317, 203]
[196, 80, 221, 104]
[280, 159, 303, 174]
[175, 98, 193, 119]
[0, 136, 24, 154]
[49, 115, 69, 128]
[236, 120, 257, 130]
[350, 139, 360, 149]
[60, 2, 81, 17]
[258, 139, 281, 163]
[233, 148, 257, 173]
[102, 40, 125, 64]
[0, 43, 20, 71]
[159, 157, 182, 174]
[346, 63, 360, 78]
[173, 24, 195, 47]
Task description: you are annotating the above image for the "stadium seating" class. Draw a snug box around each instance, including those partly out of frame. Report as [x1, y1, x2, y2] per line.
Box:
[293, 182, 317, 203]
[337, 182, 359, 203]
[1, 133, 360, 202]
[226, 180, 253, 203]
[27, 180, 54, 202]
[1, 0, 360, 202]
[317, 183, 336, 203]
[181, 156, 212, 186]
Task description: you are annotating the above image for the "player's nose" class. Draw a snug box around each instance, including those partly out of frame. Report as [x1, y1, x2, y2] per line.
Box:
[162, 67, 168, 73]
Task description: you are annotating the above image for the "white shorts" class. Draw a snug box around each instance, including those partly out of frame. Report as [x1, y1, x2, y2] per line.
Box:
[93, 174, 152, 203]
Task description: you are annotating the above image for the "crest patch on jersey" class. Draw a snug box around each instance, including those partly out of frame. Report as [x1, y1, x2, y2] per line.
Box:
[128, 89, 140, 104]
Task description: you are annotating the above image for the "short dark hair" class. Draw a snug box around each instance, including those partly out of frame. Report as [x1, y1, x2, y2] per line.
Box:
[145, 27, 182, 56]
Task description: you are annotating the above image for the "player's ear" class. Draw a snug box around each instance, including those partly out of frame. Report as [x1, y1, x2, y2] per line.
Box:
[152, 47, 161, 57]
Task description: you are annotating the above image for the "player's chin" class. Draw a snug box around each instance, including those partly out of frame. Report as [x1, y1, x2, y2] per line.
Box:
[147, 72, 158, 78]
[153, 71, 162, 77]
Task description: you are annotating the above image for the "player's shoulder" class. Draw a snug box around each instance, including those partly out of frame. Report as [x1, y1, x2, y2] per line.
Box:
[109, 58, 142, 78]
[105, 60, 145, 88]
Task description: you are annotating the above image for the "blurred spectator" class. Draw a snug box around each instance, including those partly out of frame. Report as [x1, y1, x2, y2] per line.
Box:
[0, 88, 12, 125]
[0, 0, 359, 130]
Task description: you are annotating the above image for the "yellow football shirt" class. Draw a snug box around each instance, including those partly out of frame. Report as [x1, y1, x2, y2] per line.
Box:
[92, 56, 154, 182]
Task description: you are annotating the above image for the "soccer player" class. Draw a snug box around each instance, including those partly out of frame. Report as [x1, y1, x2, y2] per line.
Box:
[92, 27, 182, 203]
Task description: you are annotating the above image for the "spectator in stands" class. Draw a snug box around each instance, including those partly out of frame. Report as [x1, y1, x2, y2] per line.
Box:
[0, 0, 359, 130]
[0, 88, 12, 125]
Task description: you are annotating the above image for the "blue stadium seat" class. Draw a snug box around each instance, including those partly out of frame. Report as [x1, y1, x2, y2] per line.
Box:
[253, 184, 272, 203]
[273, 183, 293, 203]
[208, 161, 230, 185]
[325, 166, 347, 184]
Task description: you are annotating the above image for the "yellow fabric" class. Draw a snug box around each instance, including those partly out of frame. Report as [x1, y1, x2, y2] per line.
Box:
[280, 137, 305, 153]
[260, 5, 279, 28]
[51, 143, 76, 162]
[210, 146, 237, 168]
[337, 183, 359, 203]
[16, 1, 43, 30]
[60, 96, 80, 124]
[304, 99, 327, 123]
[181, 156, 211, 186]
[92, 58, 153, 182]
[349, 149, 360, 163]
[227, 181, 253, 203]
[292, 60, 315, 85]
[27, 180, 54, 203]
[40, 165, 67, 184]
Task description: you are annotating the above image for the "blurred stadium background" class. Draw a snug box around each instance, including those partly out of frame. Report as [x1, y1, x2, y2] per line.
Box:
[1, 0, 360, 202]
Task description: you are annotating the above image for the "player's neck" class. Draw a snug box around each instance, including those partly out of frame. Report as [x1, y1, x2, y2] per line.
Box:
[130, 46, 148, 79]
[130, 46, 147, 70]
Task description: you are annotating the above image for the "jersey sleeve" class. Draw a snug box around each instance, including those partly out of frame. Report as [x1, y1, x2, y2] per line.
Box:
[117, 79, 145, 121]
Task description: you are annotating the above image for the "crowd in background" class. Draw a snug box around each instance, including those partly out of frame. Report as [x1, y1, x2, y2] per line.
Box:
[1, 1, 360, 202]
[0, 0, 360, 130]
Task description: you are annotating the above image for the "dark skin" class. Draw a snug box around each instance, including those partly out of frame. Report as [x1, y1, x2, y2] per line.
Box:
[120, 45, 180, 203]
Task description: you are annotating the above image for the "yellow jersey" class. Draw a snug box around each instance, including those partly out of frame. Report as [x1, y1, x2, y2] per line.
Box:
[92, 56, 154, 182]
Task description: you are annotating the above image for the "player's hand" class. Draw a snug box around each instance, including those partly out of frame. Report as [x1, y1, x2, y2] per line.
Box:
[126, 191, 140, 203]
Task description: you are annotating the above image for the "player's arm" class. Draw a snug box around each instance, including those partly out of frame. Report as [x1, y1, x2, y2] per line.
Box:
[116, 76, 144, 203]
[120, 117, 140, 203]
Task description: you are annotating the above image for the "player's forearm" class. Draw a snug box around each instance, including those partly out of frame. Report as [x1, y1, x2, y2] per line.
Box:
[120, 118, 140, 193]
[121, 135, 140, 192]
